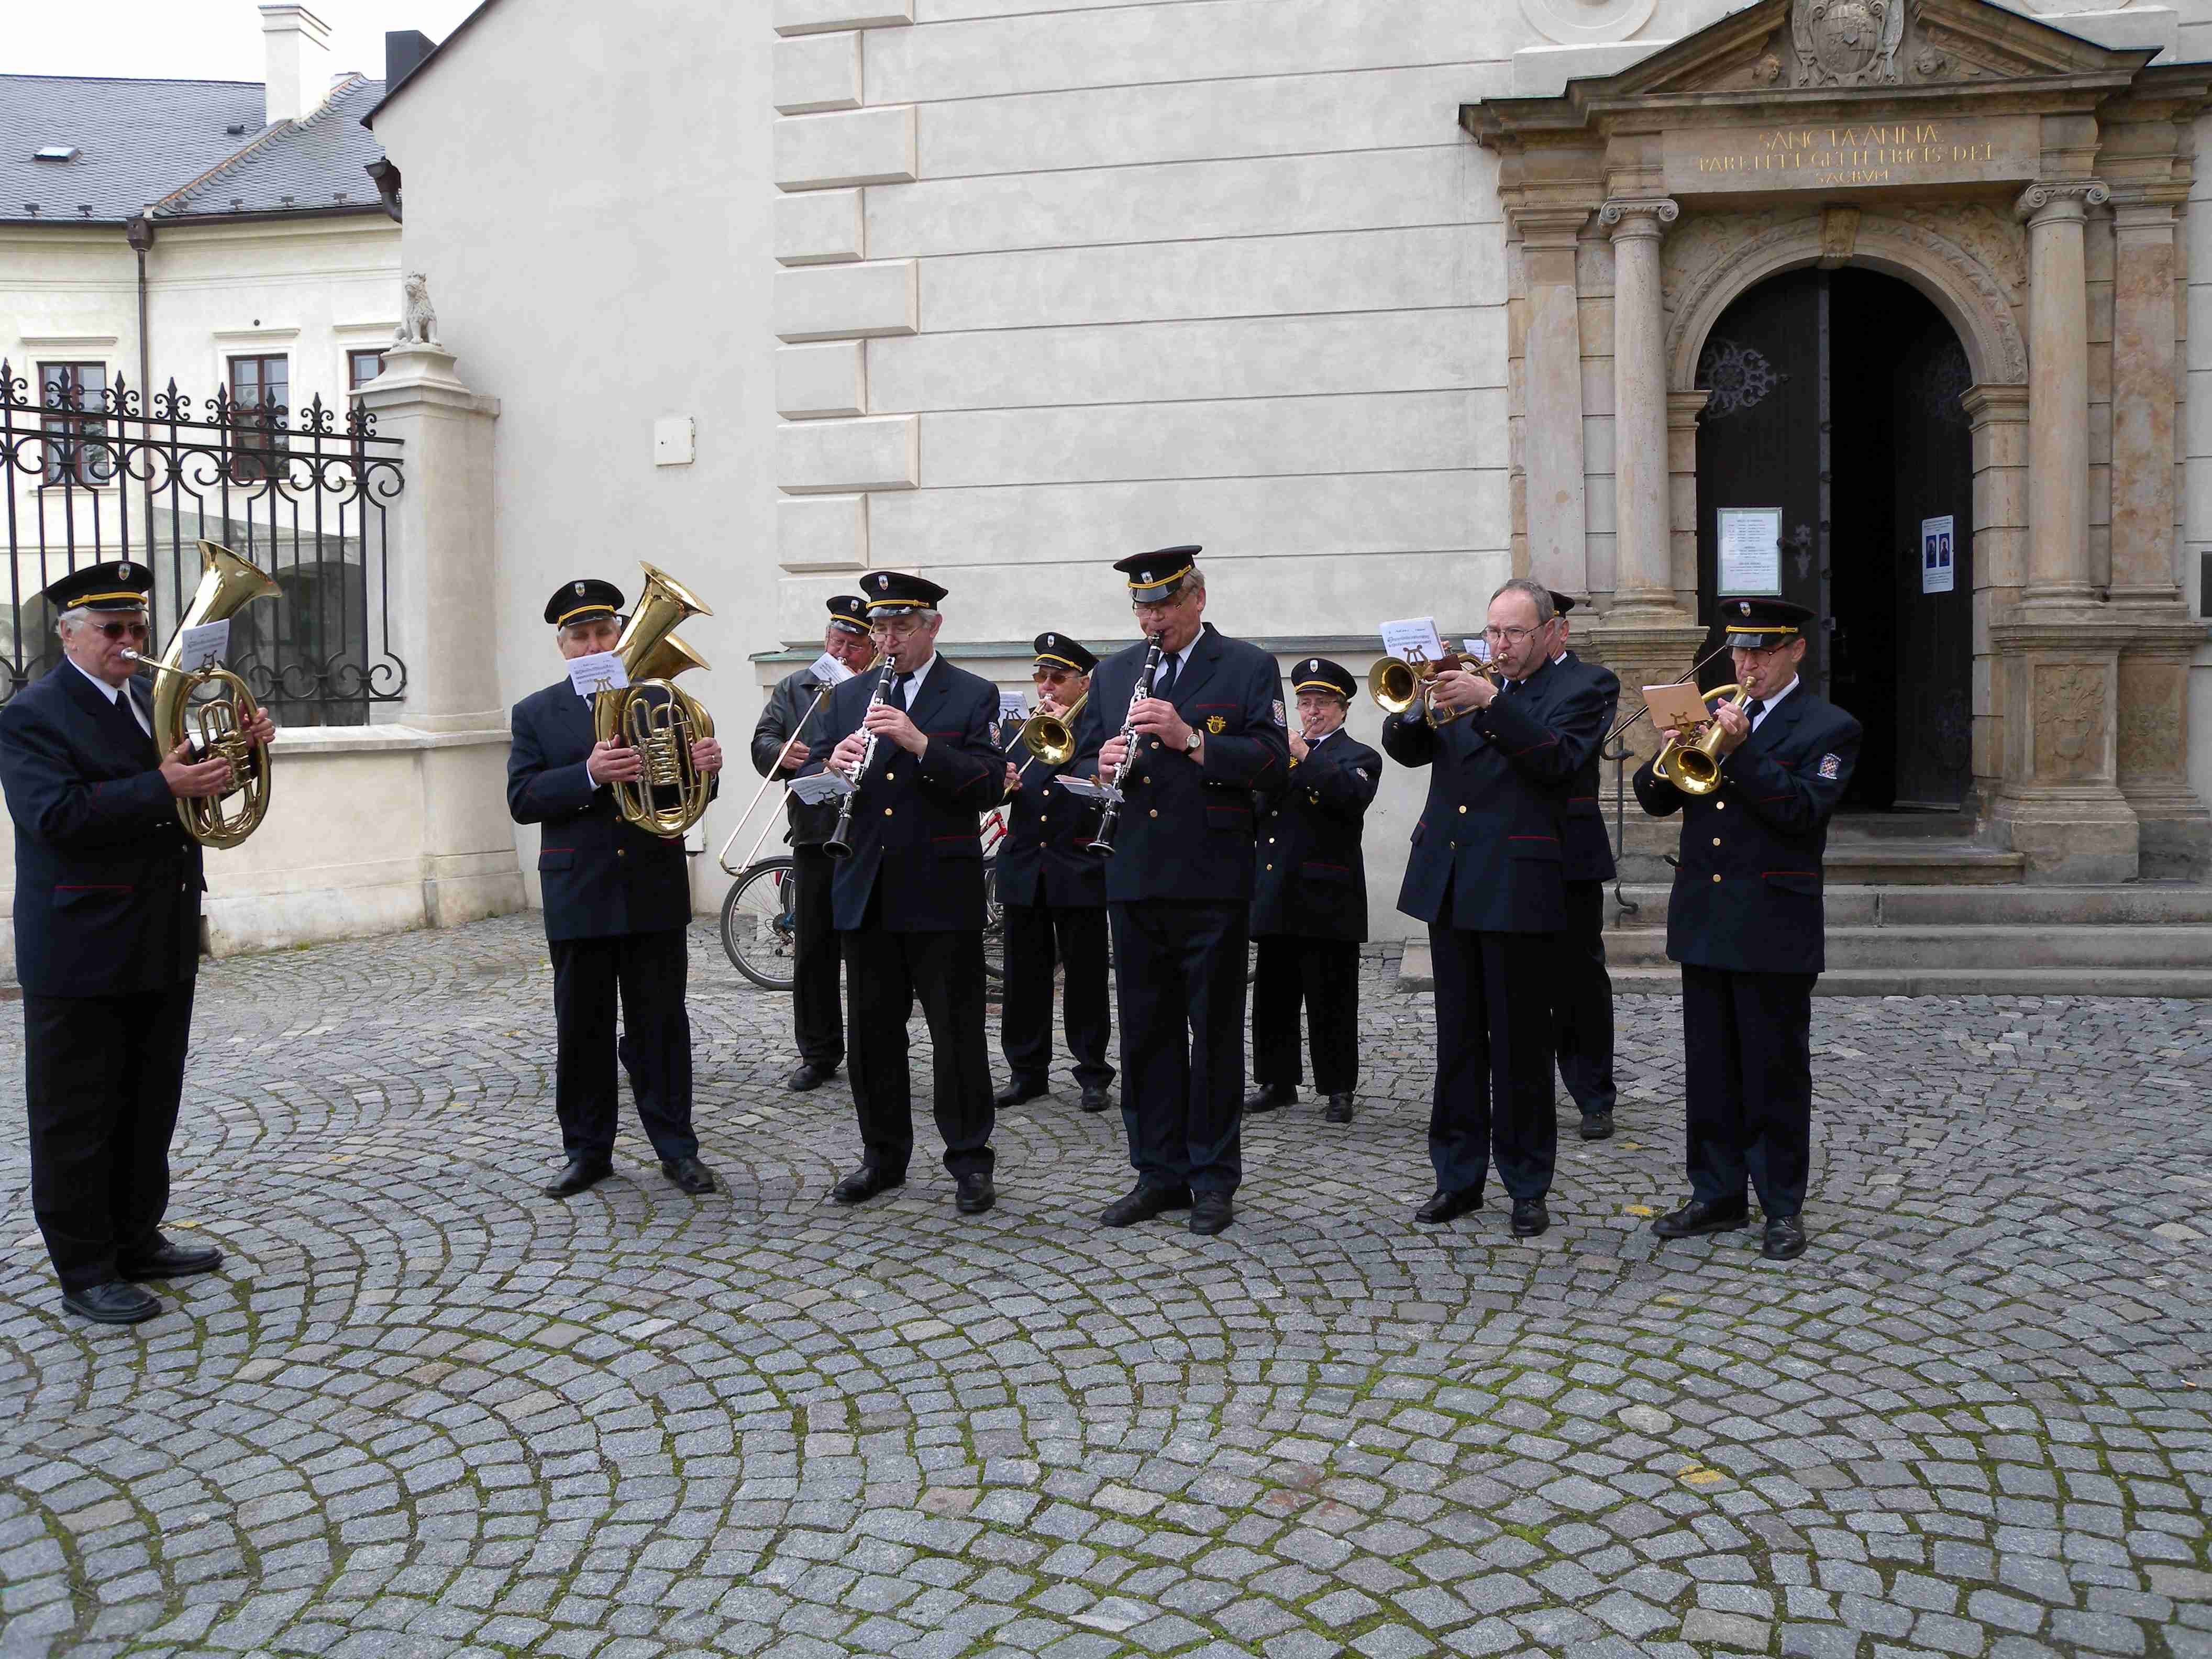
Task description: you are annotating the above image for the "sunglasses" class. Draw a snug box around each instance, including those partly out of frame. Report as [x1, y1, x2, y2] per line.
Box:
[92, 620, 150, 640]
[1032, 669, 1078, 684]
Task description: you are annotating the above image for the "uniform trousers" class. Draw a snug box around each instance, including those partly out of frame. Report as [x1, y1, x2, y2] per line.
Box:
[1108, 898, 1247, 1195]
[1553, 879, 1617, 1115]
[1427, 922, 1557, 1201]
[25, 983, 196, 1294]
[788, 843, 843, 1069]
[842, 886, 994, 1179]
[1251, 934, 1358, 1094]
[1679, 963, 1815, 1219]
[550, 928, 698, 1166]
[999, 899, 1113, 1091]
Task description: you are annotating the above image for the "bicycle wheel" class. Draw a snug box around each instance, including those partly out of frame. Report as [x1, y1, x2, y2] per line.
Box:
[721, 856, 799, 991]
[982, 858, 1004, 985]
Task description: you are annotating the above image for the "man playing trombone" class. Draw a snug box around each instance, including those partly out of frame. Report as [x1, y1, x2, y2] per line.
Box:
[508, 578, 724, 1201]
[995, 633, 1113, 1114]
[750, 594, 872, 1093]
[1632, 596, 1860, 1262]
[0, 561, 272, 1323]
[1386, 578, 1610, 1237]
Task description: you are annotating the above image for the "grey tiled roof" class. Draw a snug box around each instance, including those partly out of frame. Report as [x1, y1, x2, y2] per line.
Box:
[0, 72, 386, 227]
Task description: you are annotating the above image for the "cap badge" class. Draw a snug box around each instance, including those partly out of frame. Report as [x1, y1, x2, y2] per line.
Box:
[116, 563, 128, 579]
[573, 581, 585, 595]
[1739, 600, 1752, 615]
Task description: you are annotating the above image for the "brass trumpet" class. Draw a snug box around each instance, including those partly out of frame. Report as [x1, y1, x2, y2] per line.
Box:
[123, 539, 281, 849]
[1367, 649, 1498, 727]
[1652, 684, 1751, 796]
[593, 561, 715, 838]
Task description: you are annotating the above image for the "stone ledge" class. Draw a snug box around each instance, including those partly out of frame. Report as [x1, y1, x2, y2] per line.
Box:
[272, 725, 511, 755]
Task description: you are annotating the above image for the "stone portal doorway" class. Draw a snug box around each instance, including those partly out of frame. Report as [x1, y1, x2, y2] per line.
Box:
[1694, 267, 1974, 811]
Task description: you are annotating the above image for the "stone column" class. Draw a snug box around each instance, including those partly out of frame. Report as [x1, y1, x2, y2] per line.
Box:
[2108, 197, 2182, 604]
[1600, 196, 1680, 617]
[355, 337, 526, 927]
[2016, 181, 2107, 607]
[1514, 207, 1591, 598]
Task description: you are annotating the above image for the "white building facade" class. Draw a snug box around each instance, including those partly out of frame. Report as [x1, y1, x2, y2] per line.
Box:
[364, 0, 2212, 937]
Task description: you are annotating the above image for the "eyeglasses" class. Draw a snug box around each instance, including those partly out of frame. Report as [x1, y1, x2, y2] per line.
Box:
[92, 619, 150, 640]
[869, 615, 928, 639]
[1131, 593, 1191, 616]
[1483, 623, 1545, 645]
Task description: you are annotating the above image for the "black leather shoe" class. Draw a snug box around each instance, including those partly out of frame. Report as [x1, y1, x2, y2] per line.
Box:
[784, 1060, 838, 1092]
[661, 1156, 716, 1195]
[956, 1172, 996, 1214]
[1188, 1192, 1234, 1235]
[61, 1281, 161, 1325]
[1324, 1092, 1356, 1124]
[116, 1235, 223, 1281]
[1651, 1198, 1750, 1239]
[544, 1157, 613, 1198]
[831, 1164, 905, 1205]
[1414, 1187, 1482, 1225]
[1510, 1197, 1550, 1237]
[1579, 1111, 1615, 1141]
[1762, 1216, 1808, 1260]
[1099, 1182, 1191, 1227]
[992, 1078, 1049, 1109]
[1243, 1083, 1296, 1114]
[1078, 1086, 1112, 1114]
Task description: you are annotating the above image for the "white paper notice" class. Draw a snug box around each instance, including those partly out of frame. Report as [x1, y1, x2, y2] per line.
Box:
[176, 618, 231, 670]
[788, 771, 855, 805]
[1920, 514, 1955, 595]
[1716, 507, 1783, 596]
[1379, 617, 1446, 662]
[808, 651, 855, 687]
[566, 650, 628, 699]
[1055, 776, 1121, 805]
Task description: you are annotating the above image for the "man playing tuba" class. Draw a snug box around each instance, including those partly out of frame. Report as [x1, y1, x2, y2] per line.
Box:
[508, 578, 724, 1201]
[0, 561, 272, 1324]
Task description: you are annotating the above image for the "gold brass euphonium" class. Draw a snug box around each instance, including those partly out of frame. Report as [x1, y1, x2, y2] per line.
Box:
[1653, 684, 1750, 797]
[592, 561, 716, 838]
[1367, 649, 1497, 728]
[124, 538, 281, 849]
[1019, 692, 1088, 769]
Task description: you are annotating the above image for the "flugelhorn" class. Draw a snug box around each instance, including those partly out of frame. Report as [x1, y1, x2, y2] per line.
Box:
[1020, 692, 1088, 769]
[1652, 685, 1751, 796]
[593, 561, 715, 838]
[1367, 648, 1496, 728]
[123, 538, 280, 849]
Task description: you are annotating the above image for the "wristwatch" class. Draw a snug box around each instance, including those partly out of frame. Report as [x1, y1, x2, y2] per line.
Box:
[1182, 728, 1203, 756]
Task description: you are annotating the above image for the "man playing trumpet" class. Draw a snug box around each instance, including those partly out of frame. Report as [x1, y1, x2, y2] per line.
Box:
[0, 561, 272, 1323]
[508, 578, 724, 1201]
[996, 633, 1113, 1114]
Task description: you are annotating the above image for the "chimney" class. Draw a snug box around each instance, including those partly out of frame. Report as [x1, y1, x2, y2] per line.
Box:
[260, 4, 332, 127]
[385, 30, 436, 91]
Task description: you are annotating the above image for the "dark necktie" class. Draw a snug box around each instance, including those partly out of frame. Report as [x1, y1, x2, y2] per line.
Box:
[1153, 654, 1178, 703]
[1744, 699, 1766, 725]
[105, 685, 152, 752]
[892, 671, 913, 712]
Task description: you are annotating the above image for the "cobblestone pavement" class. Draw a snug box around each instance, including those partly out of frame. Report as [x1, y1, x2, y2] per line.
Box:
[2, 913, 2209, 1659]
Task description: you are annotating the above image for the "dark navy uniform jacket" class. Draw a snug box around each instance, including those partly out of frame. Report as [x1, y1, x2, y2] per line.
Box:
[1531, 650, 1621, 885]
[811, 656, 1002, 933]
[1251, 726, 1380, 942]
[507, 680, 701, 943]
[1632, 682, 1861, 976]
[1071, 624, 1289, 906]
[750, 661, 840, 848]
[1384, 656, 1612, 935]
[0, 665, 204, 996]
[996, 715, 1104, 910]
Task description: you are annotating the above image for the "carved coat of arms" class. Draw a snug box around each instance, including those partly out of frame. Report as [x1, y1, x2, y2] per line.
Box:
[1793, 0, 1906, 86]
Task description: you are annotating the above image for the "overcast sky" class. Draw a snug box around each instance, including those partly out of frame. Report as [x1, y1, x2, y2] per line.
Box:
[7, 0, 483, 84]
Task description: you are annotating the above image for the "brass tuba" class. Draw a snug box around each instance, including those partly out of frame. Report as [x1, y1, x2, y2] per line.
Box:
[1019, 692, 1088, 769]
[1652, 684, 1750, 796]
[592, 561, 715, 837]
[125, 539, 281, 849]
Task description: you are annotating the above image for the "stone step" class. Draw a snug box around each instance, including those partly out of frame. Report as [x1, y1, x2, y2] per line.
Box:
[1602, 883, 2212, 928]
[1599, 925, 2212, 970]
[1606, 965, 2212, 998]
[1821, 844, 2028, 884]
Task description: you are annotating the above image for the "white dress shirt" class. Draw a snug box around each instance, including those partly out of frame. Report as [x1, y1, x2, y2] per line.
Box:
[71, 659, 153, 739]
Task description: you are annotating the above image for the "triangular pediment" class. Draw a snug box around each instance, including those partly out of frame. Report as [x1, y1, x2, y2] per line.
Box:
[1468, 0, 2163, 138]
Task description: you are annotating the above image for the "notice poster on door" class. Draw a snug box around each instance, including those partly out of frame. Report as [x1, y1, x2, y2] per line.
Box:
[1716, 507, 1783, 596]
[1921, 515, 1955, 594]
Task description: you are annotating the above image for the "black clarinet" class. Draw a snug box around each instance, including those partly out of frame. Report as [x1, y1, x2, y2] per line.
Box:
[824, 654, 899, 860]
[1088, 632, 1165, 856]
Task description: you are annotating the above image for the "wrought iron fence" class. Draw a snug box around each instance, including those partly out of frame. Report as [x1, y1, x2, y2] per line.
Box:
[0, 363, 405, 725]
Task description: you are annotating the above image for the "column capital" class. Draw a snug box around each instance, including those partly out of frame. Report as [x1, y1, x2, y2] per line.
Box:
[2014, 180, 2109, 225]
[1599, 196, 1678, 239]
[1666, 389, 1712, 428]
